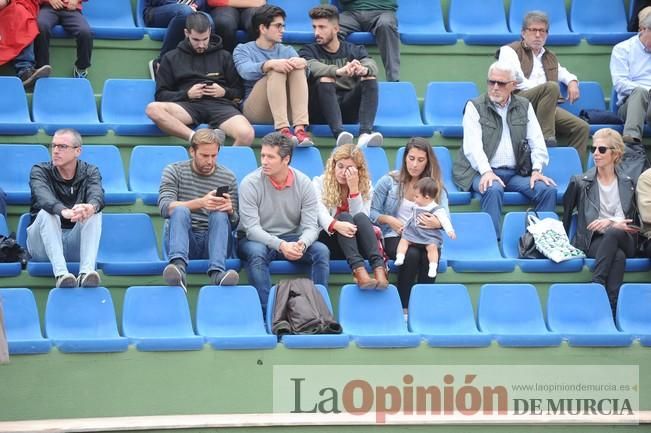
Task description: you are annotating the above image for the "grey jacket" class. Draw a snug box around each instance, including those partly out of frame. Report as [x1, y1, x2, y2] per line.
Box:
[562, 167, 637, 252]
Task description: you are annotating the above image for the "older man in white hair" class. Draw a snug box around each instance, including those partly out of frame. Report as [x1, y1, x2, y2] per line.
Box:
[453, 61, 557, 236]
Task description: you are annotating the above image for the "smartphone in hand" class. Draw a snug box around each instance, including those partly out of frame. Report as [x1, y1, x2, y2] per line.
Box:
[214, 186, 229, 198]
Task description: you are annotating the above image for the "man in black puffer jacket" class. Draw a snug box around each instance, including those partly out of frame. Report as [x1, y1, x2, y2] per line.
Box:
[28, 128, 104, 289]
[146, 11, 254, 146]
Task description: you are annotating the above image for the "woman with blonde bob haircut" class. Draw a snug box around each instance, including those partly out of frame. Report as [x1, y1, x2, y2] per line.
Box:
[563, 128, 640, 317]
[313, 143, 388, 289]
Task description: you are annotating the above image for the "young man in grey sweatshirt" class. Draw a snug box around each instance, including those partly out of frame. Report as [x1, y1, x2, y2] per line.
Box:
[237, 132, 329, 312]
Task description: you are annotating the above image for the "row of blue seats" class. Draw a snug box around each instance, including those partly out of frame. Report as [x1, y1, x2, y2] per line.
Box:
[1, 77, 636, 140]
[2, 210, 649, 278]
[1, 282, 649, 354]
[0, 142, 588, 208]
[50, 0, 636, 46]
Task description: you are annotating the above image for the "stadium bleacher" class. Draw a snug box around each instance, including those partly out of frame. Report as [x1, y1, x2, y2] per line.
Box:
[1, 0, 650, 429]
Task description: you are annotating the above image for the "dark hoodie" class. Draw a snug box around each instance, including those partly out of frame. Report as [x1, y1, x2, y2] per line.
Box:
[155, 34, 243, 103]
[29, 160, 105, 229]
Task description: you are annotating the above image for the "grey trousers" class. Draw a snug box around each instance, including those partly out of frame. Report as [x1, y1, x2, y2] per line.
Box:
[338, 10, 400, 82]
[618, 86, 651, 140]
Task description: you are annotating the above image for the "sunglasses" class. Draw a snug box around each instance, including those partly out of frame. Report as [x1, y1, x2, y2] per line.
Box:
[592, 145, 615, 154]
[487, 79, 512, 88]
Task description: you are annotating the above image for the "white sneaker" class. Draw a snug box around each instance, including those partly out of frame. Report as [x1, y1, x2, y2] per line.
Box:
[393, 253, 405, 266]
[428, 263, 438, 278]
[336, 131, 354, 147]
[77, 270, 101, 288]
[357, 132, 383, 148]
[55, 273, 78, 288]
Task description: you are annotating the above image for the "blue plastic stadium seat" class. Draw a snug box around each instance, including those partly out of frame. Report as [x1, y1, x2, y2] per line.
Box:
[501, 211, 584, 272]
[217, 146, 258, 185]
[82, 0, 145, 39]
[617, 284, 651, 346]
[97, 213, 167, 275]
[395, 146, 471, 205]
[129, 145, 188, 205]
[362, 147, 389, 186]
[196, 285, 276, 350]
[122, 285, 204, 351]
[478, 283, 562, 347]
[570, 0, 635, 45]
[33, 78, 108, 135]
[79, 145, 137, 204]
[310, 124, 360, 137]
[448, 0, 518, 45]
[338, 284, 421, 348]
[0, 215, 22, 277]
[583, 257, 651, 272]
[0, 77, 39, 134]
[135, 0, 165, 40]
[423, 81, 479, 137]
[101, 79, 162, 136]
[508, 0, 581, 45]
[290, 147, 324, 180]
[0, 145, 49, 204]
[408, 284, 492, 347]
[560, 81, 623, 134]
[444, 213, 516, 272]
[45, 287, 128, 353]
[15, 213, 80, 277]
[374, 82, 434, 137]
[270, 0, 320, 43]
[547, 283, 633, 346]
[265, 284, 349, 348]
[397, 0, 457, 45]
[546, 147, 583, 202]
[0, 288, 51, 354]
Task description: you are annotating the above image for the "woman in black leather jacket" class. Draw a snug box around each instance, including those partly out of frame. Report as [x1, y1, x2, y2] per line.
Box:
[563, 128, 640, 315]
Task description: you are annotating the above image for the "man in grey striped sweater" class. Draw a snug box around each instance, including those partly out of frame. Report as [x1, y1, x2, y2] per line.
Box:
[238, 132, 330, 311]
[159, 128, 240, 291]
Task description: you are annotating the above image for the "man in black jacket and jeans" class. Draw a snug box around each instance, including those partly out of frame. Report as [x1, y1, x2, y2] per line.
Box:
[146, 12, 254, 146]
[300, 5, 382, 148]
[27, 128, 104, 288]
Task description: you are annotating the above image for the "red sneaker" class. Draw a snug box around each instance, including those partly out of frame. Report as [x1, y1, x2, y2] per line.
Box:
[295, 128, 314, 147]
[278, 127, 298, 145]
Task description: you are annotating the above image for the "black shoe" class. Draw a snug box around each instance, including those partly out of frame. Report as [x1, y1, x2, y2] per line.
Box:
[163, 262, 187, 293]
[210, 269, 239, 286]
[544, 137, 558, 148]
[18, 65, 52, 88]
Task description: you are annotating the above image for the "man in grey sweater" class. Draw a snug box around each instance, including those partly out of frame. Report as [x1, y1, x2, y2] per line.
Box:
[238, 132, 329, 311]
[159, 128, 240, 291]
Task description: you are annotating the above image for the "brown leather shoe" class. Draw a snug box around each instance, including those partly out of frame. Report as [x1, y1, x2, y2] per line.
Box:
[353, 266, 377, 289]
[373, 266, 389, 289]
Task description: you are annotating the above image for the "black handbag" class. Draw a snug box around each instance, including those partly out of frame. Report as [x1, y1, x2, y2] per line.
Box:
[518, 210, 545, 259]
[516, 139, 533, 177]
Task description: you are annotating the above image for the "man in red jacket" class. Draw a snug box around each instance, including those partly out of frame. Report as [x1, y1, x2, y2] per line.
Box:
[35, 0, 92, 78]
[0, 0, 52, 87]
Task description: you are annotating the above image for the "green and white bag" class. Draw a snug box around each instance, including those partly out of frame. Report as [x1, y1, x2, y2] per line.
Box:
[526, 215, 585, 263]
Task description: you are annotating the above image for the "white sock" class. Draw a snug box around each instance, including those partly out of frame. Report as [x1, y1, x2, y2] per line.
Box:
[394, 253, 405, 266]
[428, 262, 438, 278]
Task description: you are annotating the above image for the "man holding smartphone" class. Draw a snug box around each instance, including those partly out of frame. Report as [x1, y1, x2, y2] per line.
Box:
[158, 128, 240, 290]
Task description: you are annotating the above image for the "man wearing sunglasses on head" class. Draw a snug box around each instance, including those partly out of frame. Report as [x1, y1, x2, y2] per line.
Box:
[453, 61, 557, 237]
[27, 128, 104, 289]
[496, 11, 589, 159]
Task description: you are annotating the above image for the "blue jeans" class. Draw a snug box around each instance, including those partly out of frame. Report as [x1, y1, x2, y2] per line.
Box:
[14, 44, 35, 74]
[164, 206, 231, 274]
[26, 209, 102, 276]
[145, 5, 213, 58]
[471, 168, 557, 236]
[238, 235, 330, 311]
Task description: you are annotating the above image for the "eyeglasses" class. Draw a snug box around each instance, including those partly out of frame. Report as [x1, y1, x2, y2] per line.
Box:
[269, 22, 285, 29]
[525, 27, 548, 34]
[592, 145, 615, 154]
[487, 79, 512, 88]
[50, 143, 79, 151]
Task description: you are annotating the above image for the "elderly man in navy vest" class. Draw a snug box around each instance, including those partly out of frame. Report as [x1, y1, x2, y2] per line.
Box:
[453, 61, 557, 236]
[497, 11, 589, 159]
